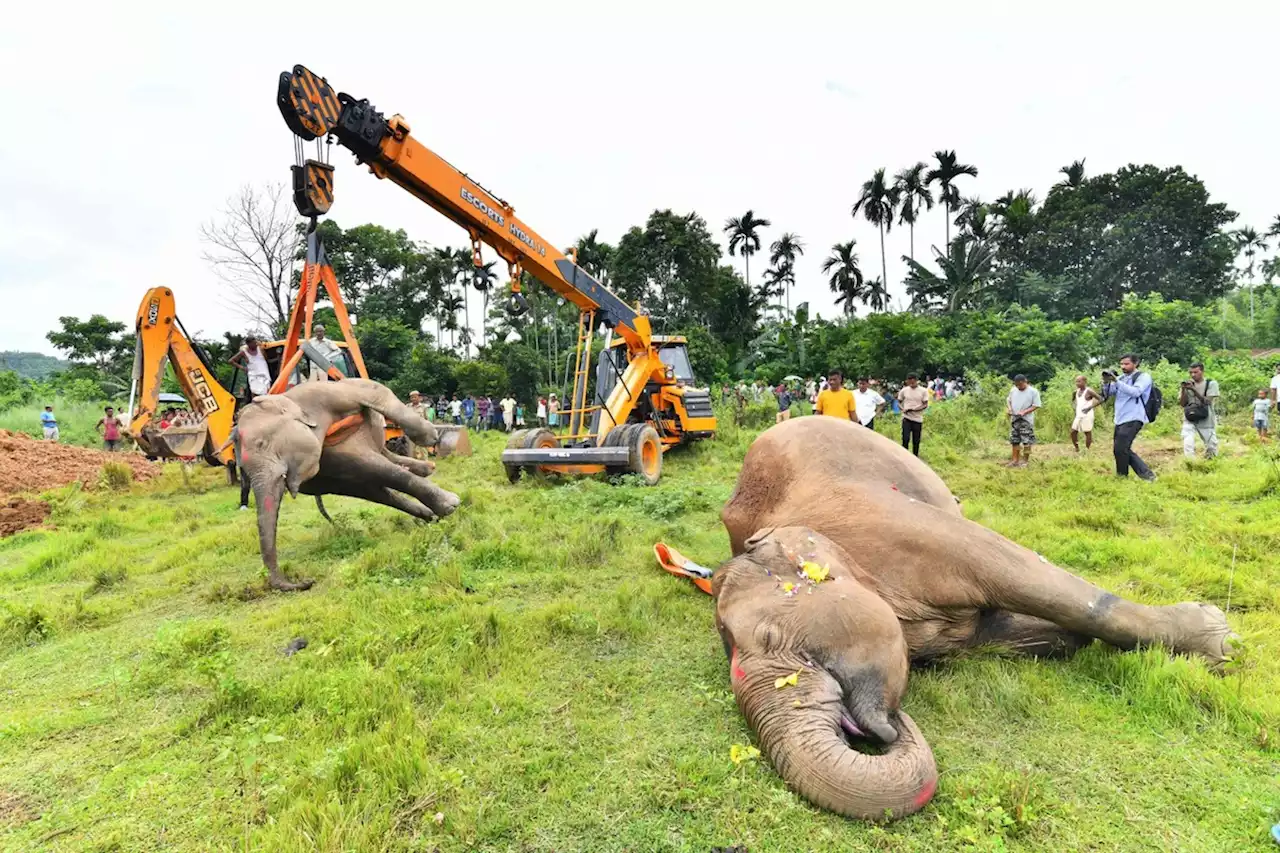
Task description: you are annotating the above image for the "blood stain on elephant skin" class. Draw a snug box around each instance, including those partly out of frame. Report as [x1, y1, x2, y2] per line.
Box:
[912, 776, 938, 808]
[730, 646, 746, 682]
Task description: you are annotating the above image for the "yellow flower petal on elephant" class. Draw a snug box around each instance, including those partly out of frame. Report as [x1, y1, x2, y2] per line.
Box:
[801, 562, 829, 583]
[729, 743, 760, 765]
[774, 669, 801, 689]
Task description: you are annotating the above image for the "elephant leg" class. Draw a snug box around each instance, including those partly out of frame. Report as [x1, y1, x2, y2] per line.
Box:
[381, 448, 436, 478]
[303, 471, 438, 523]
[360, 454, 460, 518]
[912, 508, 1235, 666]
[971, 610, 1093, 659]
[365, 487, 438, 522]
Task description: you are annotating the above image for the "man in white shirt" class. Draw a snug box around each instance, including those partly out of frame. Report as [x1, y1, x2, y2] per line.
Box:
[500, 394, 517, 432]
[1270, 365, 1280, 410]
[852, 377, 885, 430]
[307, 324, 344, 381]
[229, 335, 271, 397]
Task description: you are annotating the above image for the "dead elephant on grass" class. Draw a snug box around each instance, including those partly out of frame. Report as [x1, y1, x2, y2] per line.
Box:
[231, 379, 461, 591]
[711, 416, 1236, 821]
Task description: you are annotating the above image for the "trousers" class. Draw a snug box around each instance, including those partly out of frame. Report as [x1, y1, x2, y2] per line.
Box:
[901, 419, 922, 456]
[1113, 420, 1153, 478]
[1181, 419, 1218, 458]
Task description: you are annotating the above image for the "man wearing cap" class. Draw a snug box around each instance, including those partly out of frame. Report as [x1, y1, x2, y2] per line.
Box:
[1006, 373, 1042, 467]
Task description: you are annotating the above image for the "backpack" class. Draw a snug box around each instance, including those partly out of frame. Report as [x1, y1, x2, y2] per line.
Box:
[1138, 372, 1163, 423]
[1182, 381, 1211, 424]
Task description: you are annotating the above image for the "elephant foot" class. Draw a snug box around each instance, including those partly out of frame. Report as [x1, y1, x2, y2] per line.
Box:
[431, 489, 461, 518]
[268, 574, 315, 592]
[1168, 602, 1236, 669]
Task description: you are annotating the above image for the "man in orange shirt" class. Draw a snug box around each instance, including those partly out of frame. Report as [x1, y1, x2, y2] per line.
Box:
[815, 371, 857, 421]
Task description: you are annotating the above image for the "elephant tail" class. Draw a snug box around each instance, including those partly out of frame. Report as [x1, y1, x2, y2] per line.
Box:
[732, 652, 937, 821]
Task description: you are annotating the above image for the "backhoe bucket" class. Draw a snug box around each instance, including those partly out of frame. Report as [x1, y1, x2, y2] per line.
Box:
[144, 424, 210, 460]
[433, 425, 472, 458]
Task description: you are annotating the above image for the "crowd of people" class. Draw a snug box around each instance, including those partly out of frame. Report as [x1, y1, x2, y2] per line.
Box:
[718, 372, 966, 457]
[402, 390, 562, 432]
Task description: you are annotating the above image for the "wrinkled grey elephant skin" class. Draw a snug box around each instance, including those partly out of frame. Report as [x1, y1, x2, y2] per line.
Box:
[233, 379, 460, 591]
[714, 416, 1235, 821]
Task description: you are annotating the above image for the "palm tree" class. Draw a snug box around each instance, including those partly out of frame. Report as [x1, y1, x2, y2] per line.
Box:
[893, 163, 934, 262]
[902, 240, 995, 313]
[862, 277, 890, 313]
[724, 210, 771, 288]
[925, 150, 979, 248]
[760, 264, 790, 318]
[1054, 159, 1087, 190]
[1268, 214, 1280, 240]
[1234, 226, 1270, 330]
[574, 229, 614, 283]
[954, 197, 992, 242]
[851, 168, 899, 300]
[439, 291, 465, 350]
[769, 233, 805, 313]
[472, 260, 498, 348]
[821, 241, 865, 315]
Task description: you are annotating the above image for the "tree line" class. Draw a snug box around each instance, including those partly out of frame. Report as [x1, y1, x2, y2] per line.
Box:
[15, 158, 1280, 408]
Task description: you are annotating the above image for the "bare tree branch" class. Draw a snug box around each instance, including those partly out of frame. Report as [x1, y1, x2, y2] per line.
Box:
[201, 183, 301, 335]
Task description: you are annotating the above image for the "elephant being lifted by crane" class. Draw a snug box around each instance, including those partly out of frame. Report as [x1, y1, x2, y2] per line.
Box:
[232, 379, 460, 591]
[713, 416, 1235, 821]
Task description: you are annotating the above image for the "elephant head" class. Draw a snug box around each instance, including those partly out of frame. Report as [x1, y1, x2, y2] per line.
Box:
[232, 395, 323, 591]
[714, 526, 937, 820]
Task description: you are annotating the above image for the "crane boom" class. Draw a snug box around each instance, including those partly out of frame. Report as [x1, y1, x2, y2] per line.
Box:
[277, 65, 647, 349]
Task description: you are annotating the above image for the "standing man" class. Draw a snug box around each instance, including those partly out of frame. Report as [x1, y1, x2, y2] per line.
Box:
[449, 395, 463, 425]
[1005, 374, 1042, 467]
[1070, 375, 1102, 452]
[462, 395, 476, 428]
[229, 335, 271, 398]
[1109, 354, 1156, 481]
[476, 394, 491, 432]
[897, 374, 930, 456]
[500, 393, 517, 432]
[307, 324, 344, 381]
[852, 377, 885, 430]
[406, 390, 427, 418]
[97, 406, 124, 451]
[1178, 362, 1219, 459]
[40, 405, 58, 441]
[814, 371, 856, 421]
[774, 383, 794, 424]
[1271, 364, 1280, 410]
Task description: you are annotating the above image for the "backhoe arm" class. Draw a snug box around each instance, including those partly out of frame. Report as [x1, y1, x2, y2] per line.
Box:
[131, 287, 236, 465]
[277, 65, 649, 351]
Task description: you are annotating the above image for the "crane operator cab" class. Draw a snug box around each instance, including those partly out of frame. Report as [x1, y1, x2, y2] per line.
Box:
[592, 336, 715, 447]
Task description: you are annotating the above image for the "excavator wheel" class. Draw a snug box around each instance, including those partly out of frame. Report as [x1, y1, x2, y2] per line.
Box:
[602, 424, 637, 478]
[504, 429, 531, 483]
[523, 428, 560, 481]
[627, 425, 663, 486]
[385, 436, 412, 457]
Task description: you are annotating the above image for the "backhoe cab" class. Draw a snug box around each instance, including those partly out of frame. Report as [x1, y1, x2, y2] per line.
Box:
[276, 63, 716, 485]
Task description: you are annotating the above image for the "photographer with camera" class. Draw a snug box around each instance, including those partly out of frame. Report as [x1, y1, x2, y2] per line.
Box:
[1103, 354, 1158, 481]
[1178, 362, 1219, 459]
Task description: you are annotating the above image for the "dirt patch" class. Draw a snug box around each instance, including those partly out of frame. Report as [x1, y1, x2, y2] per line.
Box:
[0, 497, 51, 537]
[0, 430, 158, 495]
[0, 789, 36, 826]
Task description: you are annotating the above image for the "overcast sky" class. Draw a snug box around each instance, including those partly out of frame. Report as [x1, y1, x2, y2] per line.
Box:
[3, 1, 1276, 356]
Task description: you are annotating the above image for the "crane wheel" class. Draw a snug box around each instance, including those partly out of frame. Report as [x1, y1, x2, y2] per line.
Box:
[602, 423, 636, 477]
[523, 428, 560, 480]
[385, 436, 411, 457]
[504, 429, 531, 482]
[627, 425, 663, 486]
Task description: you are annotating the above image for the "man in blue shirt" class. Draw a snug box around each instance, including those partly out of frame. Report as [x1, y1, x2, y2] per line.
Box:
[1107, 353, 1156, 481]
[40, 405, 59, 441]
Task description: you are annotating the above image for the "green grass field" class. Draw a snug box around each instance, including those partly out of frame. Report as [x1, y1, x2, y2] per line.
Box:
[1, 403, 1277, 852]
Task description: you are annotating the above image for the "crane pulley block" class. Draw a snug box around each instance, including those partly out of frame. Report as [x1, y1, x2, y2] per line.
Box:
[277, 65, 341, 140]
[292, 160, 335, 218]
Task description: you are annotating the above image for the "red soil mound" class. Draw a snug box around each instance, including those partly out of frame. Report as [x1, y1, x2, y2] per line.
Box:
[0, 431, 160, 536]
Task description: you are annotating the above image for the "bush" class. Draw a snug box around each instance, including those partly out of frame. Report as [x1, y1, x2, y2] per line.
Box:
[99, 461, 134, 490]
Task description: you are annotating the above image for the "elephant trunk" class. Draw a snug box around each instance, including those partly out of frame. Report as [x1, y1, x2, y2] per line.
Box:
[252, 474, 288, 576]
[734, 657, 937, 821]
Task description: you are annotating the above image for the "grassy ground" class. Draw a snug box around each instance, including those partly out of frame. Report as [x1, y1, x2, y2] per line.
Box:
[0, 407, 1277, 852]
[0, 400, 129, 448]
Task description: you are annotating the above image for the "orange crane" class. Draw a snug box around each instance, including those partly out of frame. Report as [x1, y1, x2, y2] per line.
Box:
[276, 64, 716, 484]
